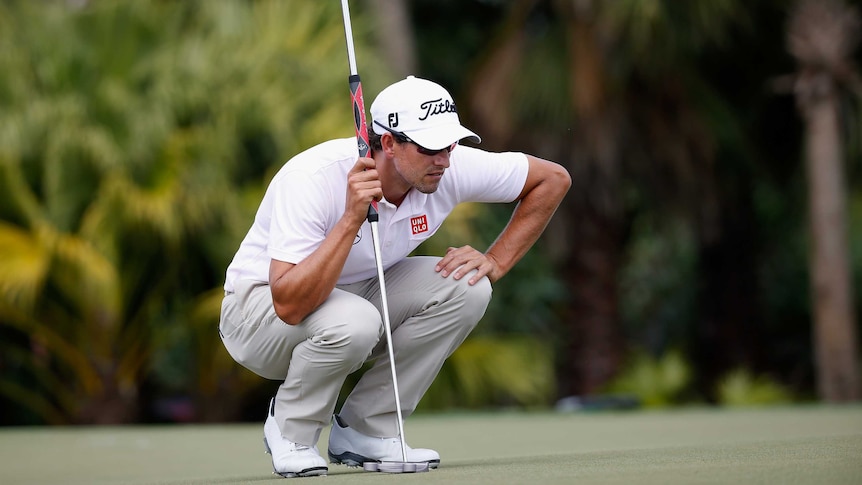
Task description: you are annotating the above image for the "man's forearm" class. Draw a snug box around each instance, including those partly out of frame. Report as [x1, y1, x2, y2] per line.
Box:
[269, 217, 361, 324]
[485, 157, 570, 282]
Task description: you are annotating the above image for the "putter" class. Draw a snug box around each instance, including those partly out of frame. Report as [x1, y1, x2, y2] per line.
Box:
[340, 0, 430, 474]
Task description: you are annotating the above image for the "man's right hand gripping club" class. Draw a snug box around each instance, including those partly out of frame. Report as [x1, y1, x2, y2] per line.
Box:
[346, 156, 382, 226]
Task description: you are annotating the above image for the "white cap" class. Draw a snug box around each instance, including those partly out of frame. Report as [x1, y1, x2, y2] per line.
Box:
[370, 76, 481, 150]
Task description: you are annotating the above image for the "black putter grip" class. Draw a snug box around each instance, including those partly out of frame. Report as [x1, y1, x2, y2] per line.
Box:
[348, 74, 378, 222]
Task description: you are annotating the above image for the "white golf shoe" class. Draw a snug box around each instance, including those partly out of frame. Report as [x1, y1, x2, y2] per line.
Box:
[263, 400, 328, 478]
[327, 414, 440, 468]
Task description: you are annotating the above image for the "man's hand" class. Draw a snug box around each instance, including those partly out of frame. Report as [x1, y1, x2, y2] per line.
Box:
[345, 157, 382, 225]
[435, 245, 502, 285]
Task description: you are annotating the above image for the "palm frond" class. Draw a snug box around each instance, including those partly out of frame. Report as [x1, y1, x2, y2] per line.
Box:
[38, 222, 121, 328]
[0, 302, 102, 396]
[606, 0, 749, 67]
[0, 222, 49, 309]
[0, 380, 66, 425]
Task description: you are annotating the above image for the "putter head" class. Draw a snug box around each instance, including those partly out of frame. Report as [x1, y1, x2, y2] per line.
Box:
[363, 461, 431, 473]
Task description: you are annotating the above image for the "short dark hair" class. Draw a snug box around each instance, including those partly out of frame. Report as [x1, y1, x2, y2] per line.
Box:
[368, 122, 382, 151]
[367, 122, 409, 152]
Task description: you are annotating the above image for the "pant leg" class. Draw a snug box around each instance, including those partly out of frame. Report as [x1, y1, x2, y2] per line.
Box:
[219, 279, 382, 445]
[337, 256, 492, 437]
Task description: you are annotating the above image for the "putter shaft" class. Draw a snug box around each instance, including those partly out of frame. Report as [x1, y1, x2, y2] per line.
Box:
[369, 220, 409, 463]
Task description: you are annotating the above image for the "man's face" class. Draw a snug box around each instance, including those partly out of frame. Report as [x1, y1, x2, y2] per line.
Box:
[392, 140, 454, 194]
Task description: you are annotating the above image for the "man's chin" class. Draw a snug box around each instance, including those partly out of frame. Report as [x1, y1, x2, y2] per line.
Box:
[416, 184, 440, 194]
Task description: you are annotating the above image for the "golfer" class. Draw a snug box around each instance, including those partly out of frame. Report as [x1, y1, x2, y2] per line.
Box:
[219, 75, 571, 477]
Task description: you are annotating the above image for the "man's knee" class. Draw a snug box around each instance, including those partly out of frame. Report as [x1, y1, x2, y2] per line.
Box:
[311, 300, 382, 362]
[458, 275, 493, 323]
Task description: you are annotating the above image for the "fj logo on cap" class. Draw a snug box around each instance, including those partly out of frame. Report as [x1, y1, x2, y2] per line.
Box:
[411, 215, 429, 235]
[388, 113, 399, 128]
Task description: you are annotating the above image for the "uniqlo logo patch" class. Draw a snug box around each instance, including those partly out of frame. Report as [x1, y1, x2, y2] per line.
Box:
[411, 215, 429, 235]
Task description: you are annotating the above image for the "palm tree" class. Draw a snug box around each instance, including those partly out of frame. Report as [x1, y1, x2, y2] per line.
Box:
[0, 0, 390, 424]
[786, 0, 861, 401]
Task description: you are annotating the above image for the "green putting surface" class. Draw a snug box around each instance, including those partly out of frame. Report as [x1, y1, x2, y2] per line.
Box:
[1, 405, 860, 484]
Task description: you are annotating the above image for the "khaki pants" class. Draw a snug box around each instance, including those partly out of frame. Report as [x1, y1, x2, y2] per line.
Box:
[219, 256, 492, 446]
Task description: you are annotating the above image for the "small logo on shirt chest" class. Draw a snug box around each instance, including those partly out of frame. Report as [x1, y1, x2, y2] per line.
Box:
[411, 215, 429, 235]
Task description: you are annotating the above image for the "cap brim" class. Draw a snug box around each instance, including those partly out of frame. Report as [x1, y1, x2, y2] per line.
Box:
[406, 124, 481, 150]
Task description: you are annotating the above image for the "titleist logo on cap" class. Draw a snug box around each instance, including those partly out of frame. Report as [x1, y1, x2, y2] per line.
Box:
[418, 99, 457, 121]
[388, 99, 458, 128]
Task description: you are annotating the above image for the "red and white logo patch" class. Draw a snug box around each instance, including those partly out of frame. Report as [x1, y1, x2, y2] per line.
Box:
[411, 215, 429, 235]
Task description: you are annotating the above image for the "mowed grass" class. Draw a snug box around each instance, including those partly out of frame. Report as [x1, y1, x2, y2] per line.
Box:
[0, 405, 860, 485]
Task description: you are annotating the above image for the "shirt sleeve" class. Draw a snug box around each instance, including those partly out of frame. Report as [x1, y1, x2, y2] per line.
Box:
[448, 145, 529, 203]
[267, 171, 329, 264]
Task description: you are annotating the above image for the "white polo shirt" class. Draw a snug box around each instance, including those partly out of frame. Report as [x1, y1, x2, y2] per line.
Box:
[224, 137, 529, 292]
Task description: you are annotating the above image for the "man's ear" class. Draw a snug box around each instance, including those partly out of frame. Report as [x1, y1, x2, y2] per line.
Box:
[381, 133, 398, 156]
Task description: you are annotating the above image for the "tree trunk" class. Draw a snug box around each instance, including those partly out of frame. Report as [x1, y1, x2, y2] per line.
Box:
[694, 178, 763, 401]
[369, 0, 417, 78]
[554, 6, 626, 397]
[785, 0, 862, 404]
[464, 0, 627, 399]
[800, 75, 860, 401]
[557, 177, 625, 397]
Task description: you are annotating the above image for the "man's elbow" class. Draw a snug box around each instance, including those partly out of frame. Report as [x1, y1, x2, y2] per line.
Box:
[547, 163, 572, 198]
[272, 300, 305, 326]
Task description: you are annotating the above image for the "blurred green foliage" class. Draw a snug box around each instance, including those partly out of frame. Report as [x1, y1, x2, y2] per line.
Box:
[605, 349, 694, 408]
[619, 218, 698, 354]
[0, 0, 391, 424]
[413, 202, 568, 338]
[420, 336, 556, 411]
[716, 368, 794, 406]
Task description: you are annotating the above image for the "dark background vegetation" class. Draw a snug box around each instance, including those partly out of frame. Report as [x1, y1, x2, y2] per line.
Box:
[0, 0, 859, 425]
